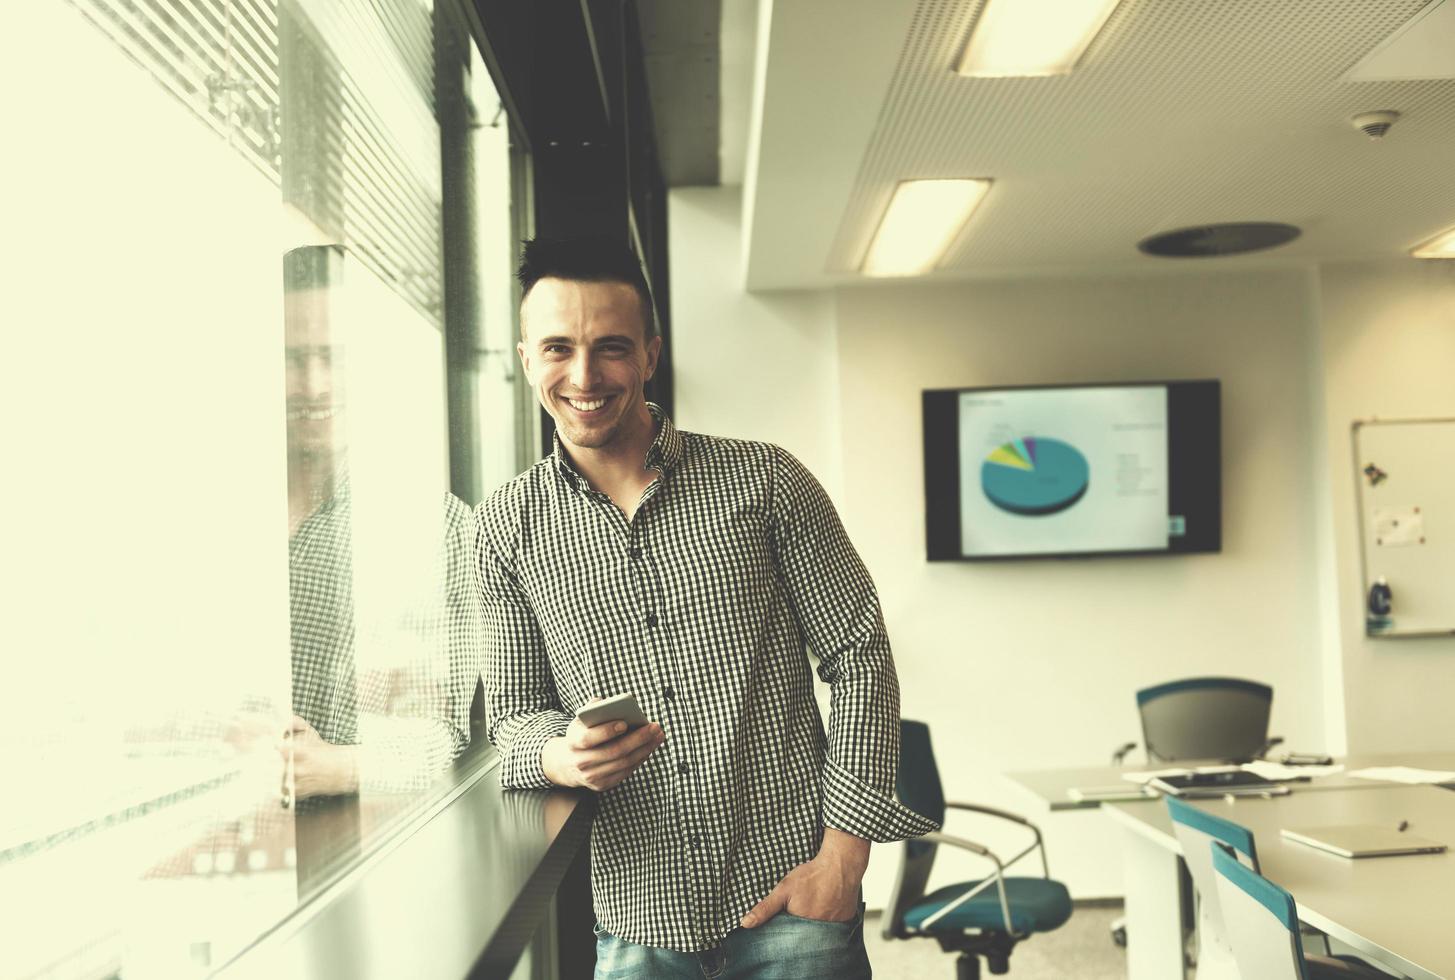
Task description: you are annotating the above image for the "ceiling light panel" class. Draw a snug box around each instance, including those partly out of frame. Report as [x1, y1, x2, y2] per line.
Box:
[957, 0, 1124, 77]
[861, 179, 992, 277]
[1412, 226, 1455, 258]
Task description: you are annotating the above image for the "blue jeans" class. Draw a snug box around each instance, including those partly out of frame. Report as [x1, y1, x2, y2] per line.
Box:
[593, 903, 872, 979]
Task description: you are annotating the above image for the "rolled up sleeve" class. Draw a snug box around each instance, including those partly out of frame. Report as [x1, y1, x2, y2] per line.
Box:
[769, 446, 939, 841]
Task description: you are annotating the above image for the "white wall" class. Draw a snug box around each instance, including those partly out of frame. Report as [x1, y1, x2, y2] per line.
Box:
[668, 186, 1455, 903]
[834, 268, 1328, 764]
[830, 268, 1330, 900]
[1315, 260, 1455, 754]
[669, 186, 844, 501]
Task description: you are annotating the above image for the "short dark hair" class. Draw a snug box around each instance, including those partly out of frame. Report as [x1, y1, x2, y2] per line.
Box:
[516, 237, 656, 340]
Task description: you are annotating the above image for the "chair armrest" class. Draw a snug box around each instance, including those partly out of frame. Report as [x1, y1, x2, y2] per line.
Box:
[1256, 735, 1285, 760]
[913, 833, 1019, 936]
[945, 801, 1031, 826]
[940, 802, 1050, 879]
[921, 830, 1000, 864]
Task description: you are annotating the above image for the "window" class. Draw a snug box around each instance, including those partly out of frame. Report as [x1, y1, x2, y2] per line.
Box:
[1, 1, 519, 974]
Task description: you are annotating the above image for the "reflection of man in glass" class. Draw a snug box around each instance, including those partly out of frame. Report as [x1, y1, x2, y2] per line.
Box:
[285, 246, 349, 539]
[284, 245, 361, 799]
[282, 245, 480, 806]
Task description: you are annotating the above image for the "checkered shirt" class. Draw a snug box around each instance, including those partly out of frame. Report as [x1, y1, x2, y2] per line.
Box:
[475, 404, 938, 952]
[290, 483, 481, 792]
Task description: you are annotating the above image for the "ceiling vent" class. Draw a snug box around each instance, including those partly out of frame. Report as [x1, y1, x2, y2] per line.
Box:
[1138, 222, 1301, 258]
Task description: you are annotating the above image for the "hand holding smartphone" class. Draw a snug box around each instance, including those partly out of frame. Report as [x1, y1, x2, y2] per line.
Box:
[541, 693, 664, 792]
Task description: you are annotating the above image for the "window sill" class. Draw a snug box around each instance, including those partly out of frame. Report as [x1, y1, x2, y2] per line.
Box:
[214, 748, 596, 978]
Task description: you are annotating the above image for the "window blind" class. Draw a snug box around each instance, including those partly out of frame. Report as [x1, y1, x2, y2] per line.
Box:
[68, 0, 446, 327]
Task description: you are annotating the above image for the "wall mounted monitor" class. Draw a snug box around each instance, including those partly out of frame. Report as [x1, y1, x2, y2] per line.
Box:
[923, 380, 1221, 561]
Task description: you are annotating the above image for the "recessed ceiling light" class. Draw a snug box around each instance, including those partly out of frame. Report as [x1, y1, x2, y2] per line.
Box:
[956, 0, 1124, 77]
[860, 179, 992, 278]
[1411, 226, 1455, 259]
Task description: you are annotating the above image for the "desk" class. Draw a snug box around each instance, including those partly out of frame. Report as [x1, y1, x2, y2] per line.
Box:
[1005, 753, 1455, 979]
[1106, 786, 1455, 980]
[1008, 763, 1172, 811]
[1007, 751, 1455, 811]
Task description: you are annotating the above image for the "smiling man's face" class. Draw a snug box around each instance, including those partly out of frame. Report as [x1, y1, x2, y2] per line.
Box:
[517, 276, 661, 453]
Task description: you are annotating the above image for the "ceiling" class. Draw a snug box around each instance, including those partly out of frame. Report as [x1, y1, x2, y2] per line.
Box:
[636, 0, 721, 186]
[636, 0, 757, 187]
[739, 0, 1455, 290]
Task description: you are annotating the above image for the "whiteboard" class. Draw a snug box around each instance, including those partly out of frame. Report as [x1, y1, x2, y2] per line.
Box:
[1353, 418, 1455, 637]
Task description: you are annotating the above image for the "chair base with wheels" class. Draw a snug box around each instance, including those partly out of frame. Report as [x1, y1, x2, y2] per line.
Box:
[910, 876, 1073, 977]
[932, 933, 1017, 980]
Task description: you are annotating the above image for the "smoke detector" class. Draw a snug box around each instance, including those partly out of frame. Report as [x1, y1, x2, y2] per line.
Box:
[1352, 110, 1400, 140]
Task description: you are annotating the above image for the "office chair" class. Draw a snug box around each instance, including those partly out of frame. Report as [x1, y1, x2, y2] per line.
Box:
[1108, 678, 1279, 952]
[1211, 842, 1387, 979]
[1131, 677, 1277, 764]
[1166, 796, 1262, 979]
[882, 721, 1072, 979]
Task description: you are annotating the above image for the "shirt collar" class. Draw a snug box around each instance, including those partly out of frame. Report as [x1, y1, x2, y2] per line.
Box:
[552, 402, 682, 489]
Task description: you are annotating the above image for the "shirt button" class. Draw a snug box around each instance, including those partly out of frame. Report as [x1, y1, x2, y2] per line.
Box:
[678, 763, 691, 775]
[646, 613, 658, 628]
[663, 687, 675, 701]
[688, 835, 701, 849]
[628, 547, 642, 560]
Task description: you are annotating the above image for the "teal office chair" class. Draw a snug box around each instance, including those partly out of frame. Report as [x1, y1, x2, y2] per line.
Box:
[1166, 796, 1262, 978]
[882, 721, 1072, 979]
[1211, 842, 1386, 979]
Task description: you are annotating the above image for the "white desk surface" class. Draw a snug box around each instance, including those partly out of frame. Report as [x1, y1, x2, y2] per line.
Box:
[1108, 785, 1455, 980]
[1007, 751, 1455, 811]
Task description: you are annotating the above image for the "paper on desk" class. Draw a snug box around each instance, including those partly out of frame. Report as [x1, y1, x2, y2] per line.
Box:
[1243, 761, 1345, 780]
[1347, 766, 1455, 784]
[1120, 763, 1339, 785]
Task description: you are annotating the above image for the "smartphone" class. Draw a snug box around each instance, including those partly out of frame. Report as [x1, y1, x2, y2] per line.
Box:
[1281, 752, 1334, 766]
[575, 692, 650, 731]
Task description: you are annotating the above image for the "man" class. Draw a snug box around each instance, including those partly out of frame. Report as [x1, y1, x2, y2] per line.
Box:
[476, 237, 936, 977]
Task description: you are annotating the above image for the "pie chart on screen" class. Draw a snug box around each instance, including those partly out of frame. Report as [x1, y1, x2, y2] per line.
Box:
[980, 437, 1090, 516]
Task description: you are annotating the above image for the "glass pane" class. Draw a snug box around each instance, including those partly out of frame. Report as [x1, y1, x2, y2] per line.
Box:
[471, 45, 527, 491]
[1, 0, 498, 974]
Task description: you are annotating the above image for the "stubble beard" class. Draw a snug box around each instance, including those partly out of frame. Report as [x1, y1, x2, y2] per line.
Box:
[557, 413, 622, 450]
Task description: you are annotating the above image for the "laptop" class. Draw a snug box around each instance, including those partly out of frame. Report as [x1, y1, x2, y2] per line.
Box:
[1281, 824, 1448, 858]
